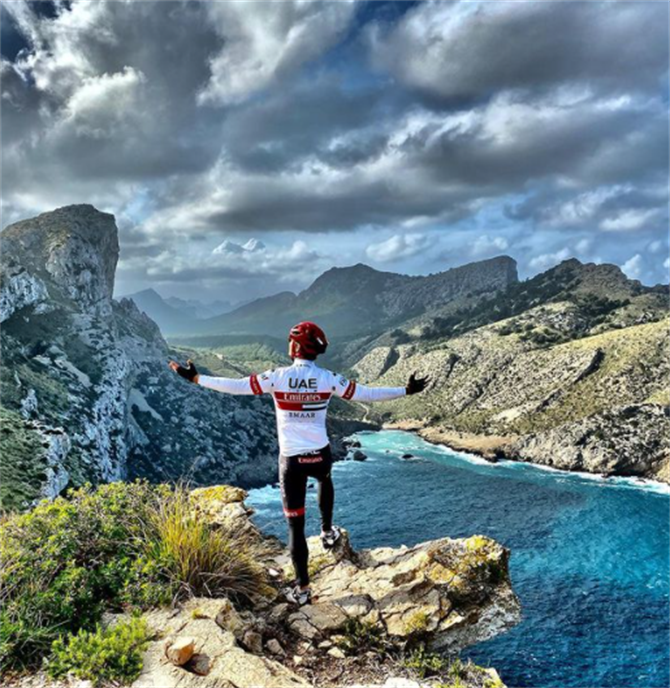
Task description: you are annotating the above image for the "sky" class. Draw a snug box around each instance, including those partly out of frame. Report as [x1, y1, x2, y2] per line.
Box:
[1, 0, 668, 303]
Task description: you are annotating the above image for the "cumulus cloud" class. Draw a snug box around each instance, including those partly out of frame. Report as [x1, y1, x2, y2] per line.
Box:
[213, 238, 266, 255]
[119, 237, 325, 295]
[471, 235, 509, 257]
[622, 254, 644, 280]
[368, 0, 668, 103]
[366, 233, 429, 262]
[199, 0, 356, 105]
[529, 248, 572, 271]
[1, 0, 667, 296]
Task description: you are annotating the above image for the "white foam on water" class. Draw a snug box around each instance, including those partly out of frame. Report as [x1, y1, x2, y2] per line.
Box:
[361, 430, 670, 496]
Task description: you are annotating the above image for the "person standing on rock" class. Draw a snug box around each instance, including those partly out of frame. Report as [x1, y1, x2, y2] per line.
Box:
[169, 321, 429, 606]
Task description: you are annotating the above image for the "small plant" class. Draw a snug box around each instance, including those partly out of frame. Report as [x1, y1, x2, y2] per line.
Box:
[307, 552, 331, 578]
[335, 618, 386, 655]
[434, 657, 505, 688]
[47, 616, 150, 686]
[403, 610, 429, 636]
[402, 643, 446, 678]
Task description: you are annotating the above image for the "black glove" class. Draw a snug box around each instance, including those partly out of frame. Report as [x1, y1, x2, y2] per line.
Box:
[169, 359, 198, 383]
[406, 372, 430, 395]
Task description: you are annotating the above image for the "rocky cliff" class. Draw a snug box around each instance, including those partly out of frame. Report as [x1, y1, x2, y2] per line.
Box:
[0, 205, 279, 510]
[6, 486, 518, 688]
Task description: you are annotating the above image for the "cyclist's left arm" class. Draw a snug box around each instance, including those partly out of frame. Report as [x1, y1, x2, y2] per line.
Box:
[331, 372, 406, 402]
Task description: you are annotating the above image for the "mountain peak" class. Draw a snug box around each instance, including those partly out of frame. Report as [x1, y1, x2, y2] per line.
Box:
[2, 204, 119, 312]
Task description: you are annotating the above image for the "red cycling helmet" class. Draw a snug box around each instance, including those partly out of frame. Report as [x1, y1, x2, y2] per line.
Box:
[288, 321, 328, 359]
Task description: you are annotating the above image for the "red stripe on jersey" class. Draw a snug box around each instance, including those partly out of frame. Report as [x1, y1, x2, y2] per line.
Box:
[249, 374, 262, 395]
[342, 380, 357, 400]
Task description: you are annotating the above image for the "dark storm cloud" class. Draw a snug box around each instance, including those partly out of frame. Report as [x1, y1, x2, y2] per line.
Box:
[221, 75, 396, 173]
[1, 0, 222, 194]
[1, 0, 667, 292]
[369, 0, 669, 103]
[199, 90, 666, 233]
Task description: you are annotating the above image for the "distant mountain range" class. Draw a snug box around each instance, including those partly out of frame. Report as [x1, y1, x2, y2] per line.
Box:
[129, 257, 518, 339]
[121, 288, 237, 334]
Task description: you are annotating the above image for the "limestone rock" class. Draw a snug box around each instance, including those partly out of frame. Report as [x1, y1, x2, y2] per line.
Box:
[289, 603, 348, 639]
[266, 638, 285, 656]
[0, 205, 280, 506]
[132, 598, 308, 688]
[165, 637, 195, 666]
[242, 629, 263, 655]
[304, 530, 520, 653]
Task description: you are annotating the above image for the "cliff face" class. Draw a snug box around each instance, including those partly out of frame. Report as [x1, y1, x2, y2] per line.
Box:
[0, 205, 279, 510]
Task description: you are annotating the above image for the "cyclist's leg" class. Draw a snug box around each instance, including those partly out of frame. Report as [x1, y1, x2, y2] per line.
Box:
[306, 446, 334, 533]
[280, 454, 309, 587]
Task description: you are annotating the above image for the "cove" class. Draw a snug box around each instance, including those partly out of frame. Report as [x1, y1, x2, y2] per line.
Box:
[247, 430, 670, 688]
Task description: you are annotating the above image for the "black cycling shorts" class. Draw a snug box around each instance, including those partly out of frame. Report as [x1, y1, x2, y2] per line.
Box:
[279, 445, 332, 518]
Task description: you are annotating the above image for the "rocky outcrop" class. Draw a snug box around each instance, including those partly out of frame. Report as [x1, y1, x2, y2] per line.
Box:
[510, 403, 670, 480]
[0, 488, 518, 688]
[0, 269, 49, 324]
[124, 488, 519, 688]
[1, 204, 119, 315]
[0, 205, 279, 508]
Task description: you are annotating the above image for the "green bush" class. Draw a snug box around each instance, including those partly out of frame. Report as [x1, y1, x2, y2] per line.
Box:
[47, 616, 150, 686]
[403, 643, 447, 678]
[0, 481, 270, 674]
[335, 618, 387, 655]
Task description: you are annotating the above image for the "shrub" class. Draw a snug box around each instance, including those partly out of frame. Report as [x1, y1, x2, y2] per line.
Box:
[403, 643, 447, 678]
[335, 618, 387, 655]
[146, 487, 273, 603]
[0, 481, 271, 674]
[47, 616, 150, 686]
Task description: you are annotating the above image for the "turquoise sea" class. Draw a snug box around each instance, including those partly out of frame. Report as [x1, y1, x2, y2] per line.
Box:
[247, 430, 670, 688]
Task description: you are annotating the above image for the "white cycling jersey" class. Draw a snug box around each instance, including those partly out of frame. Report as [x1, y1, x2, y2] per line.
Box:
[198, 358, 406, 456]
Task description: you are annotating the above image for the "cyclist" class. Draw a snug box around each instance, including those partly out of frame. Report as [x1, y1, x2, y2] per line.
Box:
[169, 321, 429, 605]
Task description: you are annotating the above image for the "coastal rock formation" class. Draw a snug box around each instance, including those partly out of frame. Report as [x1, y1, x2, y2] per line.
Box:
[3, 485, 520, 688]
[126, 488, 519, 688]
[349, 263, 669, 482]
[0, 205, 279, 509]
[510, 403, 670, 480]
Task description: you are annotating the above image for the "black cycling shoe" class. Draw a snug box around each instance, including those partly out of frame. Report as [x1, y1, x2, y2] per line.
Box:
[284, 584, 312, 606]
[320, 525, 342, 550]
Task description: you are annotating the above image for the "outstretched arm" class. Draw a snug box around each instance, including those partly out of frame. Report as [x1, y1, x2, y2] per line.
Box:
[168, 359, 268, 395]
[333, 371, 430, 402]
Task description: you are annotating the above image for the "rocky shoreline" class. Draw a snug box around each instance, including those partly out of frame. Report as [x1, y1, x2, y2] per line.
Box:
[383, 420, 670, 486]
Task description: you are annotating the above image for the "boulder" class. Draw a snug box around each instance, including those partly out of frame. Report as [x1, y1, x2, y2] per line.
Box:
[165, 637, 195, 666]
[352, 450, 367, 461]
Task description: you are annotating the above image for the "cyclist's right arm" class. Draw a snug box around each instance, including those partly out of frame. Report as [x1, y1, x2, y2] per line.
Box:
[198, 370, 273, 396]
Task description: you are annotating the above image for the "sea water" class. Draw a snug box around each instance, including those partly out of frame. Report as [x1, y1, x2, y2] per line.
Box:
[247, 430, 670, 688]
